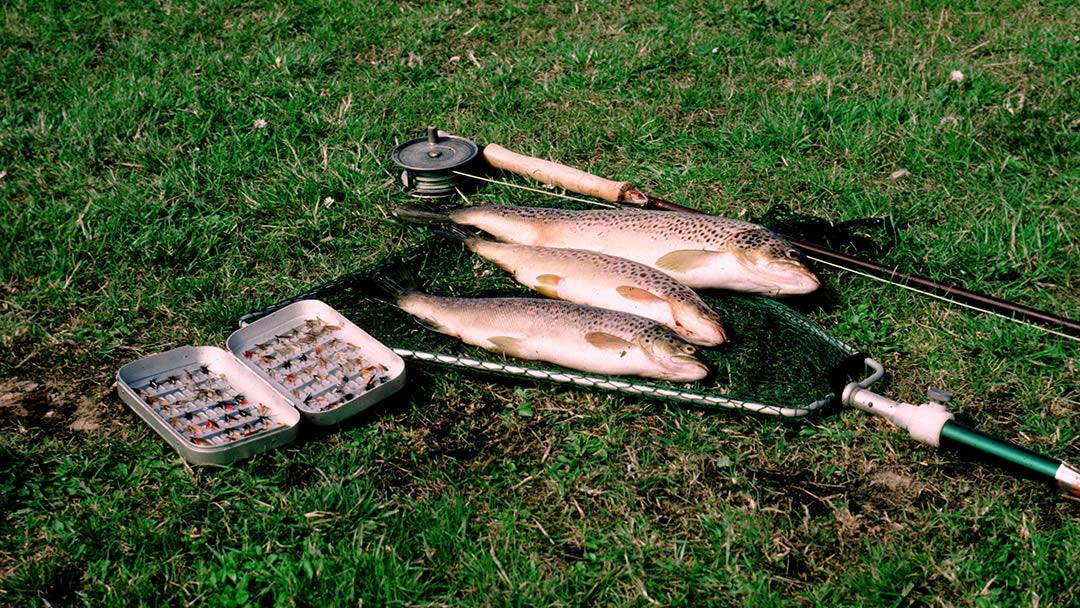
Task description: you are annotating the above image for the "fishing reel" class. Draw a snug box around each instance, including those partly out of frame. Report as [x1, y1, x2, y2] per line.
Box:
[391, 126, 482, 200]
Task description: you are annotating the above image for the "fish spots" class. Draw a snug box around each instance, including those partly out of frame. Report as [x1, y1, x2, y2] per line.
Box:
[732, 228, 790, 252]
[471, 205, 757, 250]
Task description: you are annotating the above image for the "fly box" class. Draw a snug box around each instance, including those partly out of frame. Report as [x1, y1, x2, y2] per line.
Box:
[116, 300, 406, 465]
[225, 299, 406, 425]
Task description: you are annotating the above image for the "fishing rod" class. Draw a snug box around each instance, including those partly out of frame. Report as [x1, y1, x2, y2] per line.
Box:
[491, 140, 1080, 341]
[390, 126, 1080, 498]
[391, 127, 1080, 342]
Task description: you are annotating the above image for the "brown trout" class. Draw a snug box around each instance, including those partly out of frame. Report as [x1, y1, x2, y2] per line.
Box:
[432, 224, 728, 346]
[380, 269, 709, 382]
[394, 204, 820, 296]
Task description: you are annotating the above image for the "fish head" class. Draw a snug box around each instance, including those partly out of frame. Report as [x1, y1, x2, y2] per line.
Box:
[732, 229, 821, 296]
[636, 326, 710, 382]
[669, 297, 728, 347]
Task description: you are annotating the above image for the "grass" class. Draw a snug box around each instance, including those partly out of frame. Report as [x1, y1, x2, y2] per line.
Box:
[2, 0, 1079, 605]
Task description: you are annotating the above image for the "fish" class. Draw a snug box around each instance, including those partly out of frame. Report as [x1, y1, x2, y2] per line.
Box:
[431, 224, 728, 346]
[394, 203, 820, 296]
[376, 265, 709, 382]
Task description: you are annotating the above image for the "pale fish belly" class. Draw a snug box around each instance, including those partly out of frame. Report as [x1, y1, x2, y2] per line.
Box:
[470, 241, 679, 326]
[396, 294, 678, 378]
[516, 227, 736, 287]
[511, 237, 745, 292]
[545, 275, 678, 330]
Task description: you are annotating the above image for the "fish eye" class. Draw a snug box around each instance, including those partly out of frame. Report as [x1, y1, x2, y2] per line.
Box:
[681, 344, 696, 355]
[785, 249, 801, 261]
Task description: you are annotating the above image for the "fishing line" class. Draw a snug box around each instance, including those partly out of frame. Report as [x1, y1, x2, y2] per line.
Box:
[808, 255, 1080, 343]
[454, 185, 473, 205]
[452, 171, 620, 208]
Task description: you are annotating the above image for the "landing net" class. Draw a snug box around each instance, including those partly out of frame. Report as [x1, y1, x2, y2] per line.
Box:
[242, 205, 868, 418]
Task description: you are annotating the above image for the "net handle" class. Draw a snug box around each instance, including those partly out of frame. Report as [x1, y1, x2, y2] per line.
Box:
[856, 357, 885, 389]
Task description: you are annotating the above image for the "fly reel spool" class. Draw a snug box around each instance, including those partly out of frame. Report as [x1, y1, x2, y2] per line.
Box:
[391, 126, 480, 199]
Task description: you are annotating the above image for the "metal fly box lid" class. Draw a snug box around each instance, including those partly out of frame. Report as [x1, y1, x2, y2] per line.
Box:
[116, 346, 300, 466]
[226, 300, 406, 426]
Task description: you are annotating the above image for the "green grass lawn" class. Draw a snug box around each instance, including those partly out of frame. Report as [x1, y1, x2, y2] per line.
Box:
[2, 0, 1078, 606]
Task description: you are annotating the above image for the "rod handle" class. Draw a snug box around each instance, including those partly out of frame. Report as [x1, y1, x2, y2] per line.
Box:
[482, 143, 631, 203]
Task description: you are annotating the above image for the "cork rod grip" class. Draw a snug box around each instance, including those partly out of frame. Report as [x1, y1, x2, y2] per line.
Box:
[482, 144, 631, 203]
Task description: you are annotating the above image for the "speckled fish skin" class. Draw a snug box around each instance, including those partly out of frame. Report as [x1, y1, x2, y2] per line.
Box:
[398, 204, 820, 295]
[393, 292, 709, 382]
[459, 236, 728, 346]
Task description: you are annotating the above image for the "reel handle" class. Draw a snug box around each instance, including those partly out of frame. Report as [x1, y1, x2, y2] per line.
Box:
[482, 143, 631, 203]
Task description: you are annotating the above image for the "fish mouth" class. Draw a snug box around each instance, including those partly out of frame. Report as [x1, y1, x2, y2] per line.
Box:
[750, 262, 821, 296]
[679, 324, 728, 347]
[667, 355, 710, 381]
[773, 266, 821, 296]
[730, 254, 822, 296]
[671, 304, 729, 347]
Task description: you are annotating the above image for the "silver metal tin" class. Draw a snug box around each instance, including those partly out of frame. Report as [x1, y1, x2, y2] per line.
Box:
[116, 346, 301, 466]
[226, 300, 406, 425]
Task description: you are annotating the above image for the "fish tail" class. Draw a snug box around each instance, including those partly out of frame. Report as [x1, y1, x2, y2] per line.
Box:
[369, 261, 422, 303]
[429, 222, 482, 248]
[392, 203, 455, 225]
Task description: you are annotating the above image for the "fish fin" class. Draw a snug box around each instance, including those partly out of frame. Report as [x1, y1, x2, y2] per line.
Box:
[392, 203, 455, 225]
[615, 285, 665, 304]
[410, 315, 451, 335]
[487, 336, 528, 357]
[533, 274, 562, 298]
[585, 332, 633, 353]
[655, 250, 718, 273]
[535, 274, 561, 285]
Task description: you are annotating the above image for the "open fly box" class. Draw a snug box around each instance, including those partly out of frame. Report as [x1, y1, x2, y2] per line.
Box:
[116, 300, 406, 465]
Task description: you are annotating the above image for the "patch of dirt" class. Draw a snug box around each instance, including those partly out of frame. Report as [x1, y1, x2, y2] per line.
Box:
[843, 467, 932, 515]
[0, 380, 44, 419]
[0, 377, 118, 437]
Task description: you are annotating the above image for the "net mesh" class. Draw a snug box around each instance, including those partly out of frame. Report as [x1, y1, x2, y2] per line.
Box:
[242, 203, 867, 417]
[755, 203, 899, 257]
